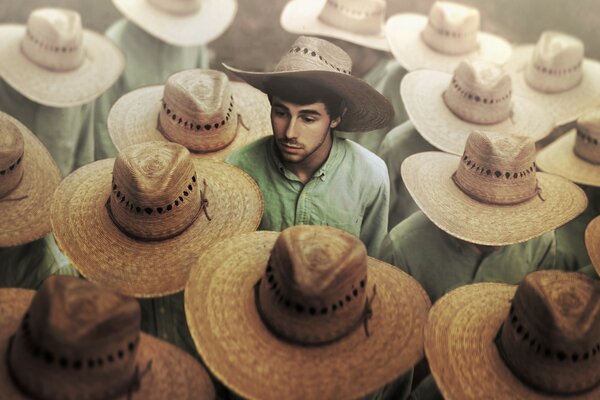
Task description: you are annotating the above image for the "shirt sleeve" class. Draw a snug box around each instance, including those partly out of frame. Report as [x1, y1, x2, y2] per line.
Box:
[361, 172, 390, 257]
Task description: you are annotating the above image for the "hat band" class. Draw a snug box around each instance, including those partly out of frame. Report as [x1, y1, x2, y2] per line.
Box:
[318, 0, 386, 36]
[25, 29, 80, 53]
[448, 79, 512, 106]
[21, 29, 84, 71]
[159, 96, 235, 134]
[279, 46, 352, 75]
[532, 60, 582, 77]
[323, 0, 385, 18]
[0, 154, 23, 176]
[574, 129, 600, 165]
[0, 153, 25, 200]
[426, 20, 478, 39]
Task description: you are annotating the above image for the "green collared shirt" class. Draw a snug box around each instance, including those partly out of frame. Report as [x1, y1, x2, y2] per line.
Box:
[226, 135, 390, 256]
[337, 58, 409, 153]
[94, 19, 209, 159]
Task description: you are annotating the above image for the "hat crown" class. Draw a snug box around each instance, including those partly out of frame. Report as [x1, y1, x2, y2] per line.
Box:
[574, 107, 600, 164]
[443, 58, 513, 124]
[258, 226, 370, 345]
[454, 131, 539, 205]
[8, 276, 144, 399]
[159, 69, 238, 153]
[525, 31, 584, 93]
[147, 0, 202, 15]
[22, 8, 85, 71]
[318, 0, 387, 36]
[421, 1, 480, 55]
[276, 36, 353, 75]
[0, 116, 25, 198]
[499, 271, 600, 394]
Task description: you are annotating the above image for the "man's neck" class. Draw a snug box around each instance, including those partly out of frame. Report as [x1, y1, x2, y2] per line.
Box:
[279, 134, 334, 184]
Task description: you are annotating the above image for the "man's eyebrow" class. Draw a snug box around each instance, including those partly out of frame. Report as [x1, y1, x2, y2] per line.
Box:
[298, 109, 322, 116]
[271, 101, 289, 110]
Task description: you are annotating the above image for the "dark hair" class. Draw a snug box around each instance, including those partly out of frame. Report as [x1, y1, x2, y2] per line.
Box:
[264, 77, 344, 120]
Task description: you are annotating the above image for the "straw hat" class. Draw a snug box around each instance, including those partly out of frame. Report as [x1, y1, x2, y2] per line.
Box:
[0, 276, 215, 399]
[281, 0, 390, 51]
[112, 0, 237, 47]
[0, 8, 124, 107]
[224, 36, 394, 133]
[385, 1, 512, 73]
[508, 31, 600, 126]
[585, 216, 600, 276]
[51, 141, 263, 298]
[402, 130, 587, 246]
[108, 69, 272, 160]
[426, 270, 600, 399]
[0, 112, 61, 247]
[185, 226, 431, 400]
[537, 108, 600, 187]
[401, 58, 555, 155]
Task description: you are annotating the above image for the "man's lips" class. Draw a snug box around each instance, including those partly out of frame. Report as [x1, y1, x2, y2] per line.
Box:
[279, 142, 304, 152]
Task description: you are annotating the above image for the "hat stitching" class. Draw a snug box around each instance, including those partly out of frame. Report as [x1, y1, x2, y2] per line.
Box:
[427, 20, 478, 38]
[577, 129, 599, 145]
[161, 96, 234, 132]
[451, 78, 512, 104]
[0, 155, 22, 176]
[325, 0, 385, 17]
[462, 154, 536, 179]
[533, 60, 583, 76]
[287, 46, 351, 75]
[25, 29, 79, 53]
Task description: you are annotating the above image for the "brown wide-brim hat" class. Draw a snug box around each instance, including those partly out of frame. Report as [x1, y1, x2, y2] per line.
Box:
[185, 231, 431, 400]
[0, 113, 61, 247]
[108, 82, 272, 160]
[585, 216, 600, 275]
[425, 282, 600, 399]
[223, 65, 394, 133]
[401, 70, 555, 155]
[402, 152, 587, 246]
[0, 288, 216, 399]
[385, 14, 512, 73]
[508, 45, 600, 127]
[51, 158, 263, 298]
[537, 129, 600, 187]
[0, 25, 124, 107]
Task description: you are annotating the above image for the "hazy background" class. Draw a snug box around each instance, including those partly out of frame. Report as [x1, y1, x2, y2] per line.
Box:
[1, 0, 599, 70]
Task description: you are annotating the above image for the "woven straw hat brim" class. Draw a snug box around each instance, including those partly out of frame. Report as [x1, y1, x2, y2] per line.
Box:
[112, 0, 236, 47]
[537, 130, 600, 187]
[0, 25, 124, 107]
[509, 45, 600, 127]
[385, 14, 512, 73]
[401, 70, 555, 155]
[0, 289, 216, 399]
[426, 282, 600, 399]
[402, 152, 588, 246]
[585, 216, 600, 274]
[223, 65, 394, 133]
[0, 114, 61, 247]
[280, 0, 390, 52]
[108, 82, 272, 160]
[185, 231, 431, 400]
[50, 158, 263, 298]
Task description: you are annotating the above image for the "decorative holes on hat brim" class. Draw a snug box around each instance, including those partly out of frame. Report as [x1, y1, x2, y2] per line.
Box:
[24, 29, 79, 53]
[451, 78, 511, 105]
[427, 20, 478, 39]
[287, 46, 351, 75]
[326, 0, 386, 17]
[461, 154, 536, 179]
[533, 60, 583, 76]
[161, 96, 234, 132]
[577, 129, 599, 146]
[0, 155, 23, 176]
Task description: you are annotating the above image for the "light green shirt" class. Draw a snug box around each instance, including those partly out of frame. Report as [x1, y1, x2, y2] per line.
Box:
[378, 121, 436, 229]
[0, 79, 95, 177]
[337, 58, 408, 153]
[226, 135, 390, 256]
[94, 19, 210, 159]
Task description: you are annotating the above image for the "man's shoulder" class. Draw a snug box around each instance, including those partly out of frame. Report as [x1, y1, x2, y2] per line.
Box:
[341, 138, 388, 180]
[388, 211, 441, 245]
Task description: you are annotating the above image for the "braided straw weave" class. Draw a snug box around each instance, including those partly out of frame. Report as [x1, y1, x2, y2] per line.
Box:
[585, 215, 600, 276]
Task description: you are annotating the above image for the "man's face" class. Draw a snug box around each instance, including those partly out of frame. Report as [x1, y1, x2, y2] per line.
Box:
[270, 96, 341, 164]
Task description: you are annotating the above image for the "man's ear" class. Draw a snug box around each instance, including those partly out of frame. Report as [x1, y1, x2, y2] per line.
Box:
[330, 104, 348, 129]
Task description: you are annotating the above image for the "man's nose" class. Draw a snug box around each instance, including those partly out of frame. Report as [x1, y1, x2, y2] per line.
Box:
[285, 117, 299, 140]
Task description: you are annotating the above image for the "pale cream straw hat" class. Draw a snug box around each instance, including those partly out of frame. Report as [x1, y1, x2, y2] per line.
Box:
[281, 0, 390, 51]
[585, 216, 600, 276]
[402, 130, 587, 246]
[0, 276, 216, 400]
[385, 1, 512, 73]
[185, 226, 431, 400]
[0, 8, 124, 107]
[425, 270, 600, 399]
[112, 0, 237, 47]
[0, 112, 61, 247]
[51, 141, 263, 298]
[508, 31, 600, 126]
[108, 69, 272, 160]
[537, 107, 600, 187]
[401, 58, 555, 155]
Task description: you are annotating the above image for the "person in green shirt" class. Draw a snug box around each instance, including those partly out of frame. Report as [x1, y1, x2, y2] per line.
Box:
[225, 36, 394, 256]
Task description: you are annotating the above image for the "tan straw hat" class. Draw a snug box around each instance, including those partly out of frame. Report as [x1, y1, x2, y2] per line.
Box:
[401, 58, 555, 155]
[0, 112, 61, 247]
[426, 270, 600, 399]
[0, 276, 215, 399]
[185, 226, 431, 400]
[0, 8, 124, 107]
[386, 1, 512, 73]
[508, 31, 600, 126]
[224, 35, 394, 133]
[281, 0, 390, 51]
[112, 0, 237, 47]
[108, 69, 272, 160]
[51, 141, 263, 298]
[585, 216, 600, 275]
[537, 107, 600, 187]
[402, 130, 587, 246]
